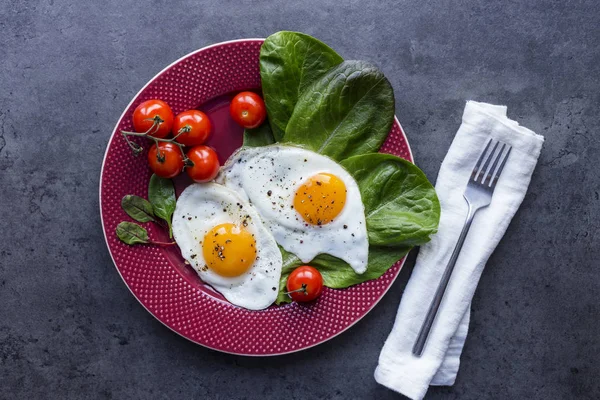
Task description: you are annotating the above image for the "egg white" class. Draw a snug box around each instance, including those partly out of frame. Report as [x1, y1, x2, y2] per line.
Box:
[172, 183, 282, 310]
[216, 145, 369, 274]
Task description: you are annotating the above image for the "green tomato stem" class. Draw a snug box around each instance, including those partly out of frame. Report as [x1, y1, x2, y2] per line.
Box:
[120, 120, 192, 165]
[284, 283, 308, 295]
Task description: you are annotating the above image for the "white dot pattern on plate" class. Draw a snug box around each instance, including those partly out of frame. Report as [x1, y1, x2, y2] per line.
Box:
[100, 39, 413, 355]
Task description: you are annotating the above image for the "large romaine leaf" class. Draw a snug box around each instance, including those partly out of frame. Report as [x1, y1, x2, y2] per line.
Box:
[260, 31, 343, 141]
[341, 153, 440, 247]
[283, 60, 395, 162]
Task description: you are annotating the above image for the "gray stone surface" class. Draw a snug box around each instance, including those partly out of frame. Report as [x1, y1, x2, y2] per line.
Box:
[1, 0, 598, 398]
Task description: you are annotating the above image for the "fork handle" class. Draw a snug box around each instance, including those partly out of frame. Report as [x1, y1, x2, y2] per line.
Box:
[412, 204, 477, 356]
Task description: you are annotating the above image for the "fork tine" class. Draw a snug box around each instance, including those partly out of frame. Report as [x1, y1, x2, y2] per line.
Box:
[489, 146, 512, 188]
[483, 143, 507, 186]
[476, 141, 499, 182]
[472, 139, 493, 179]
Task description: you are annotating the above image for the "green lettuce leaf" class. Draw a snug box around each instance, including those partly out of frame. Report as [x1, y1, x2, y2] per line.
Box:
[341, 153, 440, 247]
[115, 221, 150, 245]
[120, 195, 155, 223]
[260, 31, 343, 141]
[148, 174, 176, 238]
[283, 60, 395, 162]
[275, 247, 302, 304]
[243, 123, 275, 148]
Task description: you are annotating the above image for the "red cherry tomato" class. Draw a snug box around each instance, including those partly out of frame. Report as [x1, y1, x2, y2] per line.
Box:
[172, 110, 212, 146]
[147, 142, 184, 178]
[133, 99, 174, 138]
[229, 91, 266, 129]
[186, 145, 220, 182]
[286, 266, 323, 302]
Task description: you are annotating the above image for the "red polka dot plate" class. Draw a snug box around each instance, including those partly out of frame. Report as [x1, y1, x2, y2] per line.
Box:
[100, 39, 413, 356]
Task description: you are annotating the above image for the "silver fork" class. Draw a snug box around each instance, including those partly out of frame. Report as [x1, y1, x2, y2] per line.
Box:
[412, 138, 512, 357]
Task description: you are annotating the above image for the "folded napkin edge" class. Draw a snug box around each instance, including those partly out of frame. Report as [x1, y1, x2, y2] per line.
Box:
[466, 100, 545, 142]
[374, 364, 427, 400]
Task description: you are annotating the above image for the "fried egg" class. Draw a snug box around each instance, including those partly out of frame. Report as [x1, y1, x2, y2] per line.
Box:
[172, 183, 282, 310]
[217, 145, 368, 274]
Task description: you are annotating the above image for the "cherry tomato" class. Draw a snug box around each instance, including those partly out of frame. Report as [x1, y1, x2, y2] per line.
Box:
[147, 142, 184, 178]
[229, 91, 266, 129]
[133, 99, 174, 138]
[286, 266, 323, 302]
[186, 145, 220, 182]
[172, 110, 212, 146]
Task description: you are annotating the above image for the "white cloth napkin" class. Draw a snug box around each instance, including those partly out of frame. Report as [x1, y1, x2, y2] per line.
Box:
[374, 101, 544, 400]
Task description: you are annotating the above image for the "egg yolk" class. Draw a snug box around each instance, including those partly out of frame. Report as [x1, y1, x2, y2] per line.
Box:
[202, 223, 257, 277]
[293, 173, 347, 225]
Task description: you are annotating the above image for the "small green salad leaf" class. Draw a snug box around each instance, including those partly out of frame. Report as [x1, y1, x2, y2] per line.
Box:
[121, 195, 155, 223]
[116, 221, 149, 245]
[115, 221, 175, 247]
[275, 246, 302, 304]
[260, 31, 343, 141]
[341, 154, 440, 247]
[283, 60, 395, 162]
[148, 174, 176, 238]
[243, 123, 275, 148]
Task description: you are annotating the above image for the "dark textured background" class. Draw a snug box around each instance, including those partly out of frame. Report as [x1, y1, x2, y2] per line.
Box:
[1, 0, 598, 399]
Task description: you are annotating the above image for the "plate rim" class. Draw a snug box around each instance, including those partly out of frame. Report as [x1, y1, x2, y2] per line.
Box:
[99, 38, 414, 356]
